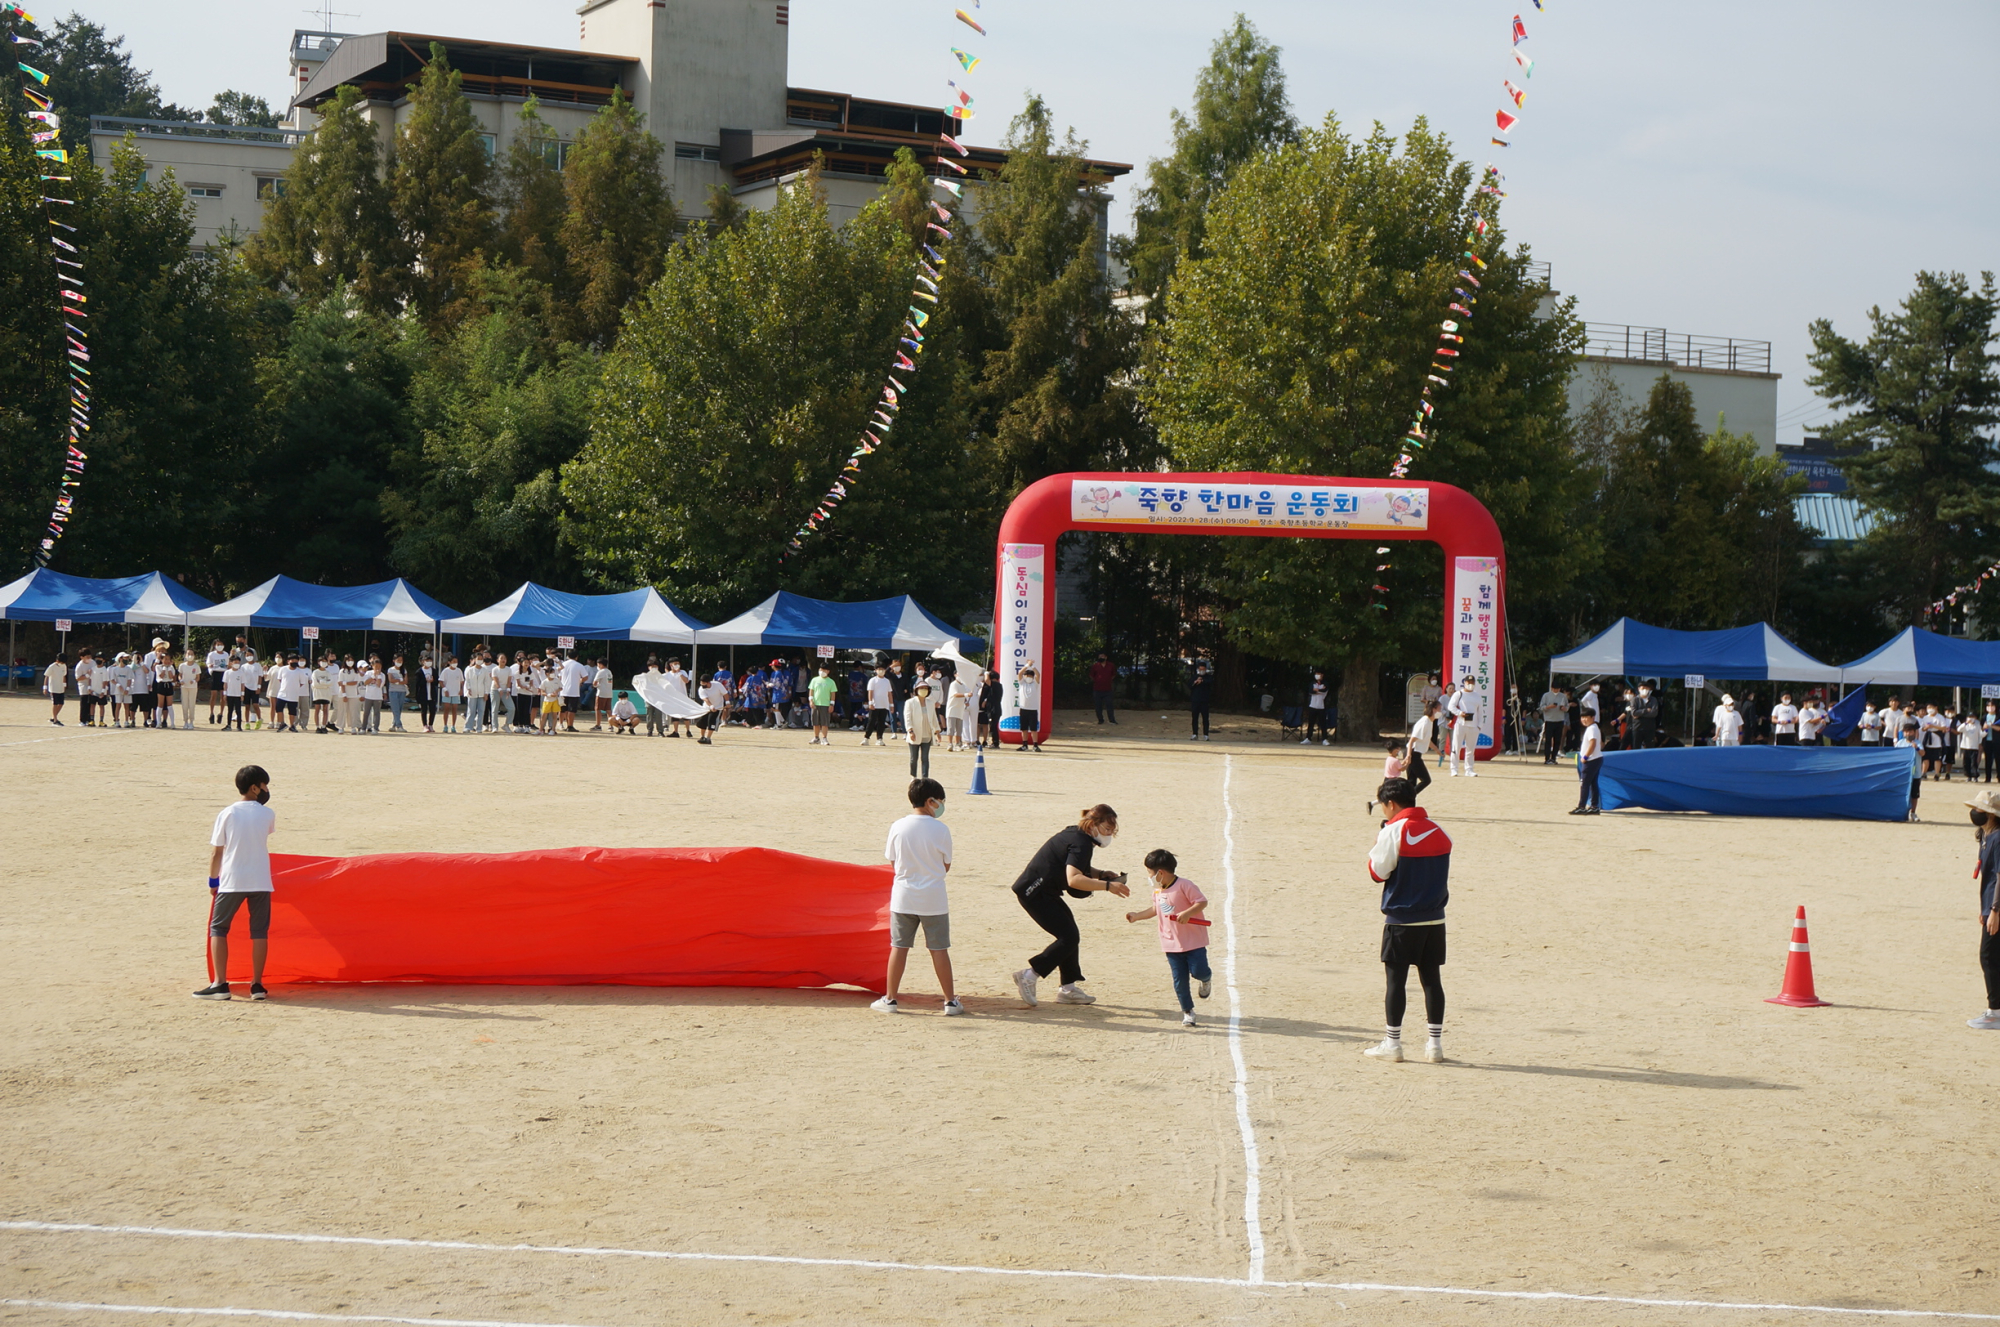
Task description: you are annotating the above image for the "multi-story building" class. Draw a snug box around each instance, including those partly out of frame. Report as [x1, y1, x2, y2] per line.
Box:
[87, 0, 1127, 251]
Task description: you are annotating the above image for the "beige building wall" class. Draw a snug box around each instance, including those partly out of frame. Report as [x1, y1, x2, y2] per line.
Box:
[1572, 357, 1782, 455]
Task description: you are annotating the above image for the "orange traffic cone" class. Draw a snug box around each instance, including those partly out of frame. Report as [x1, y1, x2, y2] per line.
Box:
[1765, 905, 1830, 1007]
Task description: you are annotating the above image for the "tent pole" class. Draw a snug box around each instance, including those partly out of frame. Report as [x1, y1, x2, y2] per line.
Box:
[7, 621, 13, 692]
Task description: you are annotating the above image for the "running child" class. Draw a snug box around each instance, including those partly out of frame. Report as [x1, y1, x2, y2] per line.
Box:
[1124, 848, 1210, 1027]
[1362, 776, 1452, 1064]
[193, 764, 277, 1002]
[1367, 740, 1410, 815]
[871, 777, 962, 1015]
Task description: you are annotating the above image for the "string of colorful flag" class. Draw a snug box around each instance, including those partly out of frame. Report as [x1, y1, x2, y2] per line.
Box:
[784, 3, 985, 557]
[7, 2, 91, 568]
[1371, 4, 1544, 609]
[1924, 558, 2000, 621]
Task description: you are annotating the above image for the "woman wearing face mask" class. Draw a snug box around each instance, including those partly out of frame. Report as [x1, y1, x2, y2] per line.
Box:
[1304, 669, 1331, 746]
[1963, 790, 2000, 1030]
[1010, 804, 1131, 1008]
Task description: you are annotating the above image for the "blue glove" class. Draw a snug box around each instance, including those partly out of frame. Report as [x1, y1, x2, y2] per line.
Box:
[208, 877, 220, 892]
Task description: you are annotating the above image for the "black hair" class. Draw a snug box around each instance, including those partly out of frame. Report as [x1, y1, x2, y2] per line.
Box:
[908, 777, 945, 807]
[1376, 776, 1416, 807]
[1143, 848, 1177, 874]
[235, 764, 271, 795]
[1385, 738, 1403, 753]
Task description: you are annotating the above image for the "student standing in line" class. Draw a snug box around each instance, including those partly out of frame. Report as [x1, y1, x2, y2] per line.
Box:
[1015, 663, 1045, 751]
[1964, 789, 2000, 1030]
[192, 764, 277, 1003]
[240, 652, 265, 731]
[591, 658, 615, 731]
[1403, 700, 1438, 800]
[1361, 776, 1453, 1064]
[1712, 694, 1744, 746]
[363, 657, 388, 732]
[904, 680, 940, 779]
[42, 651, 67, 726]
[336, 655, 361, 735]
[1959, 711, 1985, 782]
[871, 777, 963, 1016]
[1798, 696, 1828, 747]
[178, 650, 203, 730]
[438, 655, 463, 733]
[808, 663, 838, 746]
[1124, 848, 1211, 1027]
[1630, 682, 1661, 749]
[1010, 804, 1130, 1008]
[1921, 703, 1948, 779]
[152, 643, 178, 729]
[221, 655, 247, 730]
[1571, 706, 1605, 815]
[72, 648, 96, 728]
[540, 663, 563, 735]
[129, 651, 155, 729]
[1304, 669, 1331, 746]
[1770, 693, 1799, 746]
[558, 652, 587, 732]
[1983, 700, 2000, 784]
[310, 655, 335, 732]
[205, 640, 229, 725]
[1859, 701, 1883, 746]
[864, 663, 894, 747]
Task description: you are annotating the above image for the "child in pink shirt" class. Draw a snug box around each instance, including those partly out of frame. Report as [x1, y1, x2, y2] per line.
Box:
[1124, 847, 1210, 1027]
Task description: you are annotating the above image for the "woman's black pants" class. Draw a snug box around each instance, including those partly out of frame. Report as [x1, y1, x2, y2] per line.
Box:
[1406, 751, 1432, 798]
[1018, 888, 1082, 985]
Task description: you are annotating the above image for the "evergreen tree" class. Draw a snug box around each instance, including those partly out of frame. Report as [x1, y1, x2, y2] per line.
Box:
[206, 90, 279, 129]
[1119, 14, 1297, 304]
[494, 97, 570, 298]
[389, 43, 495, 333]
[245, 85, 398, 312]
[557, 91, 674, 348]
[1807, 270, 2000, 626]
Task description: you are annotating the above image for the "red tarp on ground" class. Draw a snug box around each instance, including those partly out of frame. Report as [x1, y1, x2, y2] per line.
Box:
[225, 847, 890, 990]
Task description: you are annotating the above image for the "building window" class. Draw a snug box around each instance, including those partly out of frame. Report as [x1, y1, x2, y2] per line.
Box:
[255, 177, 286, 200]
[480, 133, 498, 162]
[675, 142, 722, 163]
[188, 185, 223, 198]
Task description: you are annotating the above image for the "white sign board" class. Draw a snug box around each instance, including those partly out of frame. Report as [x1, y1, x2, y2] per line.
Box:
[302, 626, 320, 640]
[1450, 557, 1500, 753]
[817, 644, 835, 659]
[998, 542, 1046, 735]
[1070, 478, 1430, 533]
[1983, 684, 2000, 700]
[557, 636, 576, 651]
[1684, 674, 1705, 689]
[54, 618, 71, 633]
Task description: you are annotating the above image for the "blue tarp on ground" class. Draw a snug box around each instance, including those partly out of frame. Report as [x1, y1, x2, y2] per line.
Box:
[1838, 626, 2000, 688]
[187, 576, 459, 632]
[696, 591, 985, 652]
[0, 569, 214, 623]
[1552, 618, 1841, 682]
[1598, 745, 1915, 821]
[441, 583, 709, 642]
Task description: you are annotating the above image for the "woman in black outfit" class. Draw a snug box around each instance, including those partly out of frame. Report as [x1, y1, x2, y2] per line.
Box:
[413, 653, 439, 734]
[977, 669, 1004, 748]
[1011, 804, 1130, 1007]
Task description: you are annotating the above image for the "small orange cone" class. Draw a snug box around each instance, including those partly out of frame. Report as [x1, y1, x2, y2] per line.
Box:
[1765, 905, 1830, 1007]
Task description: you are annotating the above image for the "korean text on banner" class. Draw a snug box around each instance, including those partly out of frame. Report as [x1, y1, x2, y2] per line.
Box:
[1452, 556, 1500, 752]
[557, 635, 576, 650]
[302, 626, 320, 640]
[1071, 479, 1430, 533]
[817, 644, 835, 659]
[999, 542, 1045, 734]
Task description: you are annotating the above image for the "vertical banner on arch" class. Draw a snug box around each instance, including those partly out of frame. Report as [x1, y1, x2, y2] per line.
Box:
[1453, 556, 1501, 752]
[998, 542, 1045, 734]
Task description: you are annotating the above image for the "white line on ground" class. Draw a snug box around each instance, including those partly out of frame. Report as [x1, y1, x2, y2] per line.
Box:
[1219, 753, 1265, 1283]
[4, 1223, 1996, 1321]
[0, 731, 101, 748]
[1, 1300, 601, 1327]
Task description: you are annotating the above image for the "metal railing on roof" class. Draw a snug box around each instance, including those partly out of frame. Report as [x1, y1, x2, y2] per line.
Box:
[90, 116, 307, 147]
[1523, 259, 1551, 286]
[292, 30, 353, 56]
[1581, 322, 1771, 373]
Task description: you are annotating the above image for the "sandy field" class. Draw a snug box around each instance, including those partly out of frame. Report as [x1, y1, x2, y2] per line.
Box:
[2, 691, 1996, 1327]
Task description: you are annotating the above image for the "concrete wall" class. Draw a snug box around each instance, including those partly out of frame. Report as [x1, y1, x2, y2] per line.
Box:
[1571, 356, 1781, 454]
[87, 129, 301, 248]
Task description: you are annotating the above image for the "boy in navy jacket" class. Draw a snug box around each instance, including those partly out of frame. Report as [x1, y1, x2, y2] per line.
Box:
[1363, 777, 1452, 1063]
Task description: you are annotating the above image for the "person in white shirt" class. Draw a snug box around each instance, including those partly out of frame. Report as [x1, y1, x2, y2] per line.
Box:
[1404, 699, 1440, 799]
[556, 654, 587, 732]
[1712, 694, 1744, 746]
[1797, 700, 1826, 746]
[462, 654, 490, 733]
[42, 653, 68, 726]
[903, 680, 941, 779]
[863, 664, 894, 747]
[337, 656, 362, 735]
[664, 658, 694, 738]
[1959, 713, 1986, 781]
[439, 656, 464, 733]
[698, 673, 727, 744]
[240, 653, 265, 731]
[71, 648, 96, 727]
[490, 654, 514, 733]
[1305, 668, 1332, 746]
[539, 665, 563, 735]
[1858, 703, 1883, 745]
[221, 658, 247, 730]
[92, 652, 113, 726]
[871, 777, 961, 1016]
[591, 659, 615, 731]
[608, 694, 640, 734]
[1015, 663, 1044, 752]
[178, 651, 204, 729]
[1446, 677, 1479, 776]
[193, 763, 277, 1002]
[205, 643, 229, 725]
[1920, 703, 1948, 779]
[945, 669, 974, 752]
[1571, 712, 1605, 815]
[128, 652, 154, 728]
[385, 655, 410, 732]
[1770, 693, 1799, 746]
[286, 656, 312, 734]
[310, 655, 335, 732]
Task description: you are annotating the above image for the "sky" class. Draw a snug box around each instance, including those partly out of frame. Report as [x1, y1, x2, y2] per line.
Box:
[67, 0, 2000, 446]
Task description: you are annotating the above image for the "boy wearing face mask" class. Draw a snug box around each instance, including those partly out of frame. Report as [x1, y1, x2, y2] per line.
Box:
[193, 765, 277, 1002]
[872, 778, 961, 1016]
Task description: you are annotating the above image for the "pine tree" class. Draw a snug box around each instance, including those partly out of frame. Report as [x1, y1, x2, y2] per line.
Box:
[390, 43, 495, 333]
[245, 85, 398, 311]
[557, 91, 675, 348]
[494, 97, 570, 299]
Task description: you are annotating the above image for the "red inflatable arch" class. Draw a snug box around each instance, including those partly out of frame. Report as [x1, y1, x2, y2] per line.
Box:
[990, 472, 1506, 756]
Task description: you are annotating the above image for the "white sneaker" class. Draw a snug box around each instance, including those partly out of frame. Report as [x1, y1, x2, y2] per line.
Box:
[869, 996, 899, 1014]
[1182, 1012, 1197, 1027]
[1363, 1038, 1404, 1062]
[1012, 967, 1039, 1007]
[1466, 770, 1478, 778]
[1969, 1010, 2000, 1030]
[1322, 739, 1331, 746]
[1447, 768, 1458, 776]
[1299, 738, 1309, 745]
[1197, 978, 1212, 999]
[1055, 984, 1096, 1005]
[1423, 1040, 1446, 1063]
[942, 998, 966, 1017]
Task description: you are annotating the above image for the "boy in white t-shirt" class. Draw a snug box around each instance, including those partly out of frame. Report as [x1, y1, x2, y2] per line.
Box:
[1798, 699, 1827, 746]
[43, 653, 67, 726]
[193, 764, 278, 1001]
[1858, 703, 1883, 744]
[871, 777, 962, 1016]
[241, 654, 265, 730]
[221, 659, 247, 730]
[608, 694, 640, 734]
[591, 659, 615, 730]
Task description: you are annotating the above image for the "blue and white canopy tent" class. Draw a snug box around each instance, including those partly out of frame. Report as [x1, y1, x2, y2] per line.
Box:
[1551, 618, 1842, 682]
[440, 583, 709, 643]
[0, 569, 216, 684]
[696, 592, 984, 652]
[188, 576, 460, 634]
[1837, 627, 2000, 688]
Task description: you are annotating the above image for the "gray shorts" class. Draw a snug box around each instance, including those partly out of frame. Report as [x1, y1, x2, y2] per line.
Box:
[210, 891, 272, 939]
[889, 911, 950, 950]
[811, 705, 831, 726]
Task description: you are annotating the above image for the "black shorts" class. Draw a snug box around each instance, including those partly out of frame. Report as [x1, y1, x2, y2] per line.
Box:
[207, 670, 224, 693]
[210, 891, 272, 939]
[697, 711, 720, 731]
[561, 696, 580, 712]
[1019, 708, 1040, 733]
[1381, 922, 1446, 966]
[134, 691, 154, 712]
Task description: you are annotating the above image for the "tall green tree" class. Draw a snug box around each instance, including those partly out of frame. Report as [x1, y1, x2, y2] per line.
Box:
[389, 43, 495, 332]
[0, 86, 68, 570]
[557, 91, 674, 348]
[1118, 14, 1298, 304]
[1142, 117, 1590, 731]
[494, 97, 570, 298]
[205, 91, 278, 128]
[246, 84, 398, 311]
[1807, 270, 2000, 626]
